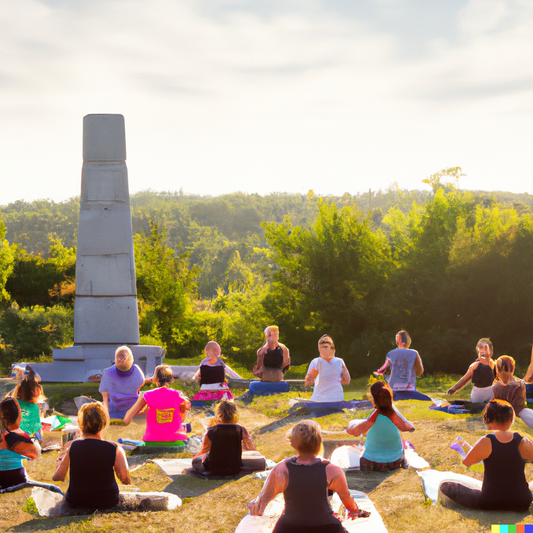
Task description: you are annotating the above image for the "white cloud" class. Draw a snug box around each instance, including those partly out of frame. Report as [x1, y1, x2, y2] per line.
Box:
[1, 0, 533, 204]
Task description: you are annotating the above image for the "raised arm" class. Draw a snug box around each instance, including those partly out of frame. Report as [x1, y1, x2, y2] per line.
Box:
[114, 444, 131, 484]
[327, 463, 368, 516]
[346, 411, 377, 436]
[519, 436, 533, 462]
[101, 391, 110, 412]
[194, 433, 212, 457]
[249, 462, 288, 516]
[340, 360, 351, 385]
[253, 346, 266, 377]
[52, 441, 72, 481]
[10, 437, 40, 459]
[305, 359, 319, 386]
[241, 427, 257, 452]
[447, 362, 476, 395]
[281, 344, 291, 374]
[414, 353, 424, 377]
[463, 436, 491, 467]
[123, 394, 147, 425]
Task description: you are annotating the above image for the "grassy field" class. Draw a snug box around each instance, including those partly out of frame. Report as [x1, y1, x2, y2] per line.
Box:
[2, 375, 533, 532]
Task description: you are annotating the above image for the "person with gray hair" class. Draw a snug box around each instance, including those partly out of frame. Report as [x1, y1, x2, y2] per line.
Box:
[99, 346, 146, 419]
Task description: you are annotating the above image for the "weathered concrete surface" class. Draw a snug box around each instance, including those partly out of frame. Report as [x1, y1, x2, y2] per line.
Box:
[28, 114, 164, 382]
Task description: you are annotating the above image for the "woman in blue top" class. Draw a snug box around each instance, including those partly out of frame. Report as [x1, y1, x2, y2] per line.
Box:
[0, 398, 39, 489]
[347, 382, 415, 471]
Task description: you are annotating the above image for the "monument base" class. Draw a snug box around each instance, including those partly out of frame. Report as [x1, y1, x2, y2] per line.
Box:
[26, 345, 165, 382]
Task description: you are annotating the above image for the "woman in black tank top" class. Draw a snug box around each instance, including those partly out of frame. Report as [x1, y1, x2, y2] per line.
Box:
[440, 399, 533, 511]
[53, 402, 131, 510]
[249, 420, 370, 531]
[447, 338, 496, 403]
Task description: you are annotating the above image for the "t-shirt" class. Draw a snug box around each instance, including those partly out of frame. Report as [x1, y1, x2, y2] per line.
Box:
[99, 364, 145, 416]
[386, 348, 419, 391]
[143, 387, 188, 442]
[307, 357, 344, 402]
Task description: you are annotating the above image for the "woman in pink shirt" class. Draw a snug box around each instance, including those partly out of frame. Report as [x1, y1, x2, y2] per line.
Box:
[124, 365, 191, 445]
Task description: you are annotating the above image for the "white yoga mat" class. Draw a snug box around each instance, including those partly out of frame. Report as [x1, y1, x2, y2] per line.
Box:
[235, 490, 387, 533]
[330, 445, 429, 470]
[418, 468, 533, 504]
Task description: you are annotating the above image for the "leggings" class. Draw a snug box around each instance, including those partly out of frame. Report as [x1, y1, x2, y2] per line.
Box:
[470, 386, 494, 403]
[518, 408, 533, 429]
[440, 481, 532, 512]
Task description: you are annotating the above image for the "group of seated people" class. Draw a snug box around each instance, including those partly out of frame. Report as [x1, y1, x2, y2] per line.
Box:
[447, 338, 533, 428]
[5, 332, 533, 526]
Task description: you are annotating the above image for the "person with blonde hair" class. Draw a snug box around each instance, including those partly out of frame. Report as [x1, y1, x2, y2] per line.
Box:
[53, 402, 131, 510]
[305, 335, 350, 402]
[193, 400, 265, 475]
[447, 338, 496, 402]
[99, 346, 146, 419]
[492, 355, 533, 428]
[253, 326, 290, 382]
[249, 420, 369, 532]
[124, 365, 191, 444]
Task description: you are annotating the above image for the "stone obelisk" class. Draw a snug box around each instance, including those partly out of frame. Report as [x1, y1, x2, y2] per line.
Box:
[75, 114, 139, 344]
[30, 115, 164, 382]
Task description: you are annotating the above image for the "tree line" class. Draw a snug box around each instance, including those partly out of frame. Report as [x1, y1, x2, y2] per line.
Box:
[2, 169, 533, 376]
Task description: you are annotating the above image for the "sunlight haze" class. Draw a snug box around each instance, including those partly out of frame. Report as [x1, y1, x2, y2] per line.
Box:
[1, 0, 532, 204]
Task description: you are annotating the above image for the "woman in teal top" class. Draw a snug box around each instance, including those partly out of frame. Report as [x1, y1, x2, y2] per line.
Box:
[347, 382, 415, 471]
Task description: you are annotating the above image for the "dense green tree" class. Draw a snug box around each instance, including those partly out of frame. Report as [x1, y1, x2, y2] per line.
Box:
[6, 238, 76, 308]
[0, 218, 16, 303]
[135, 221, 198, 357]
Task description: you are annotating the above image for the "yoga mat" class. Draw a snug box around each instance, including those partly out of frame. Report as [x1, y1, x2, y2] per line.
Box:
[330, 445, 429, 471]
[418, 469, 533, 504]
[153, 458, 194, 478]
[235, 490, 387, 533]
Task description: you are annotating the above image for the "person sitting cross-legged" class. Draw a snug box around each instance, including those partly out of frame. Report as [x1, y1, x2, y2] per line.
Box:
[253, 326, 291, 383]
[440, 399, 533, 512]
[347, 381, 415, 471]
[53, 402, 131, 510]
[124, 365, 191, 445]
[193, 400, 265, 476]
[249, 420, 370, 532]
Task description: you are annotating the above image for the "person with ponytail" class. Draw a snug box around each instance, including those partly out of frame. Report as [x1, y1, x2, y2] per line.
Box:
[492, 355, 533, 428]
[11, 368, 45, 438]
[346, 382, 415, 471]
[0, 397, 39, 489]
[124, 365, 191, 445]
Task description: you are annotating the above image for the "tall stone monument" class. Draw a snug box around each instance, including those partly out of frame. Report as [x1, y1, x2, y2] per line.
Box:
[30, 114, 164, 382]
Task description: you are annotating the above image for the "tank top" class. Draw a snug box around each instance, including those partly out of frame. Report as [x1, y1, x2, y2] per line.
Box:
[472, 363, 494, 388]
[280, 458, 341, 528]
[263, 346, 284, 369]
[200, 365, 225, 385]
[203, 424, 243, 475]
[65, 439, 119, 509]
[362, 413, 403, 463]
[480, 433, 532, 511]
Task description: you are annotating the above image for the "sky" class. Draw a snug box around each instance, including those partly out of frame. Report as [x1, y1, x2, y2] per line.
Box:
[1, 0, 533, 205]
